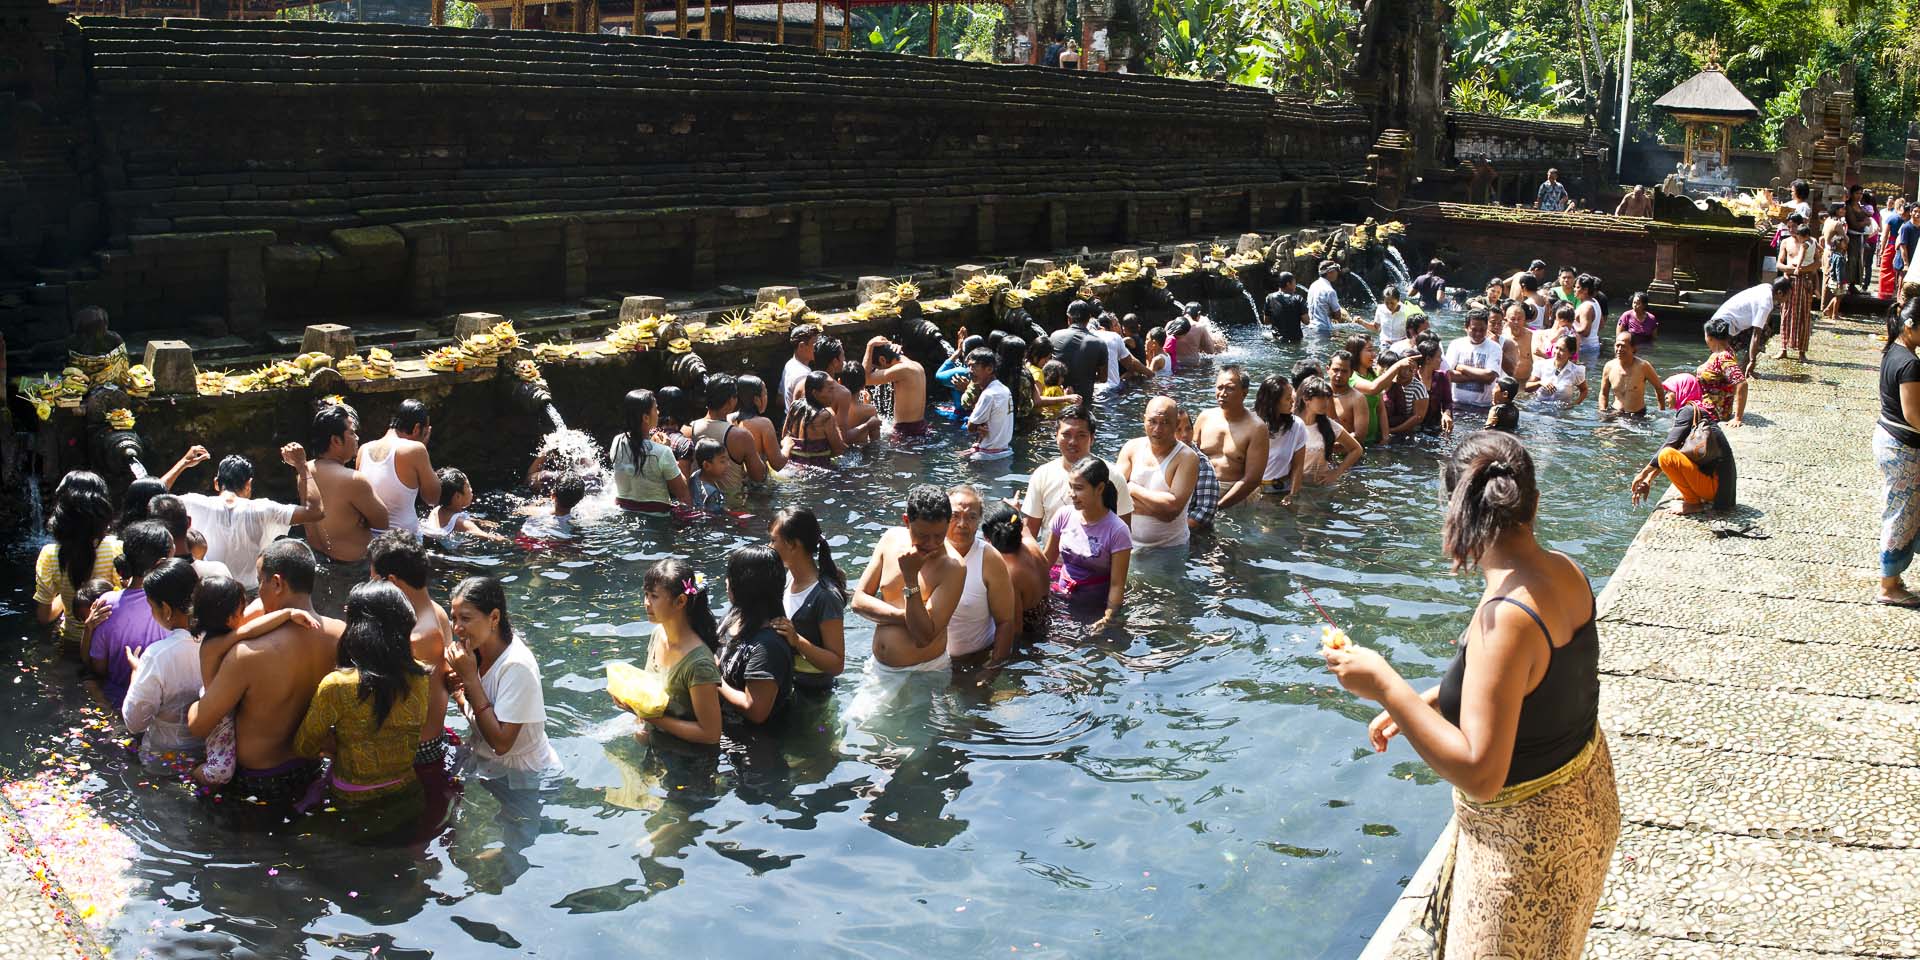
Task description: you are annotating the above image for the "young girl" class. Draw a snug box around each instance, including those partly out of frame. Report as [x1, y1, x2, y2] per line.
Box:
[424, 468, 506, 542]
[781, 371, 848, 470]
[1043, 458, 1131, 633]
[1295, 376, 1363, 487]
[770, 507, 847, 694]
[186, 575, 320, 786]
[611, 390, 693, 512]
[717, 546, 794, 727]
[1487, 375, 1521, 433]
[614, 558, 722, 747]
[690, 439, 731, 512]
[1616, 292, 1658, 345]
[446, 575, 563, 786]
[964, 347, 1013, 461]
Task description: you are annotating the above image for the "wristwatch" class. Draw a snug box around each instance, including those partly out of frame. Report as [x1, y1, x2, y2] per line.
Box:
[901, 584, 920, 600]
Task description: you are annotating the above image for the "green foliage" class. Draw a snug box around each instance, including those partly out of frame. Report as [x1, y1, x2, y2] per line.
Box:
[860, 3, 1007, 59]
[1447, 0, 1579, 117]
[444, 0, 482, 28]
[1145, 0, 1356, 97]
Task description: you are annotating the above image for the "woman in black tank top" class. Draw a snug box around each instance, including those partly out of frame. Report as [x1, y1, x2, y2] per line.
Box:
[1322, 431, 1618, 958]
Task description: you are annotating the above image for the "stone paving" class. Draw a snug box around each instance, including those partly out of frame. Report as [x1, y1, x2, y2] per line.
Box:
[1365, 318, 1920, 959]
[0, 793, 96, 959]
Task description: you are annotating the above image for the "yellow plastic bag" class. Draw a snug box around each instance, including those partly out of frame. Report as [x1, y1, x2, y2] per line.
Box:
[607, 662, 669, 719]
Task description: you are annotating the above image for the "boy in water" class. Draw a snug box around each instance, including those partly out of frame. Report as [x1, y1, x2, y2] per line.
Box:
[1486, 376, 1520, 433]
[1599, 331, 1669, 418]
[521, 472, 585, 540]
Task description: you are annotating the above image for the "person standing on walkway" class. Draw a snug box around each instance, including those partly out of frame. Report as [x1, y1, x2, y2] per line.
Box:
[1875, 299, 1920, 607]
[1324, 431, 1617, 958]
[1534, 169, 1570, 212]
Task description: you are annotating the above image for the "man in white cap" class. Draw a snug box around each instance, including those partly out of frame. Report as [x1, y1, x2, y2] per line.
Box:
[1306, 260, 1350, 337]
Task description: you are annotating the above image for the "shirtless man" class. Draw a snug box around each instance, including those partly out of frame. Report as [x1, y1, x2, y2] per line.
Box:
[1506, 259, 1549, 302]
[355, 399, 439, 536]
[1614, 184, 1654, 218]
[812, 337, 881, 444]
[1114, 396, 1199, 548]
[852, 484, 967, 673]
[1194, 365, 1269, 512]
[304, 401, 389, 616]
[1326, 352, 1371, 440]
[864, 337, 928, 436]
[1500, 302, 1537, 386]
[943, 485, 1017, 662]
[188, 539, 343, 801]
[1598, 331, 1669, 417]
[366, 530, 453, 764]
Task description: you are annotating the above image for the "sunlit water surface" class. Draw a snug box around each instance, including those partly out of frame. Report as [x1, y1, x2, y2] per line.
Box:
[0, 310, 1684, 958]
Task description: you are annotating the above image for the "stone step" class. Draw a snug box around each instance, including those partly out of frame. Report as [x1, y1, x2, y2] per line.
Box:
[1601, 622, 1920, 704]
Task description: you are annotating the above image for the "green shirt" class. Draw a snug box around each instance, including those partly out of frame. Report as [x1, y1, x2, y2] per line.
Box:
[648, 627, 721, 724]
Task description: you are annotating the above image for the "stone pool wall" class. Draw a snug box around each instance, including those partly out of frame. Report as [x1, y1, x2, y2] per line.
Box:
[7, 14, 1378, 346]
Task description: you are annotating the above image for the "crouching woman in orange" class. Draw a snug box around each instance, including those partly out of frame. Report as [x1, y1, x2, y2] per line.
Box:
[1630, 374, 1737, 515]
[1324, 432, 1618, 959]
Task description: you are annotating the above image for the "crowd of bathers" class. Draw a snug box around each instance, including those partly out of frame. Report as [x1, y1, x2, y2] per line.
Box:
[28, 248, 1794, 809]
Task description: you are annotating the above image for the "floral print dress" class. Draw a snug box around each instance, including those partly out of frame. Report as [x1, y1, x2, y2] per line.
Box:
[1696, 350, 1745, 422]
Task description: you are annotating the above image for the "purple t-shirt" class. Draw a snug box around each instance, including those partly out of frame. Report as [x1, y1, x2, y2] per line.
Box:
[91, 587, 167, 713]
[1049, 509, 1132, 588]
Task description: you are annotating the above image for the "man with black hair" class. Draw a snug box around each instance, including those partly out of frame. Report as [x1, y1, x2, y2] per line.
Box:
[852, 483, 967, 674]
[1050, 300, 1106, 402]
[368, 530, 454, 763]
[356, 398, 440, 536]
[145, 493, 232, 581]
[863, 335, 928, 434]
[1263, 272, 1307, 342]
[1020, 404, 1134, 538]
[1713, 276, 1796, 375]
[1195, 365, 1269, 511]
[523, 472, 586, 540]
[782, 323, 821, 405]
[1506, 259, 1549, 302]
[811, 336, 880, 444]
[1410, 259, 1448, 309]
[305, 401, 387, 616]
[182, 443, 323, 591]
[90, 519, 175, 711]
[191, 538, 340, 800]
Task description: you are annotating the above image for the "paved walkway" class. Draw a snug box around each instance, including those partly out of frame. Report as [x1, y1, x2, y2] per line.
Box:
[0, 791, 96, 959]
[1368, 317, 1920, 959]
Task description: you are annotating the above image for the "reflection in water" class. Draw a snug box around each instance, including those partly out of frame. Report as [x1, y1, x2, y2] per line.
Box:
[0, 308, 1681, 958]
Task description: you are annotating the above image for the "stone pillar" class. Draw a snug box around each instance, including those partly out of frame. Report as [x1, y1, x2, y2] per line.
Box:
[562, 218, 588, 300]
[1235, 233, 1263, 255]
[950, 265, 987, 294]
[404, 225, 450, 315]
[142, 340, 197, 396]
[795, 210, 823, 269]
[891, 205, 915, 263]
[1108, 248, 1139, 269]
[856, 276, 892, 303]
[454, 312, 504, 339]
[756, 285, 801, 305]
[1297, 186, 1312, 225]
[974, 201, 996, 256]
[1019, 259, 1055, 287]
[301, 323, 355, 359]
[227, 246, 266, 335]
[619, 296, 667, 321]
[1047, 200, 1068, 249]
[690, 215, 717, 289]
[1649, 236, 1679, 296]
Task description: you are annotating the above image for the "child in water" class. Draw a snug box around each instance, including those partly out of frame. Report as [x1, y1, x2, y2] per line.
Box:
[689, 439, 730, 512]
[1143, 327, 1171, 374]
[521, 472, 585, 540]
[1487, 375, 1520, 433]
[424, 467, 506, 543]
[187, 575, 321, 786]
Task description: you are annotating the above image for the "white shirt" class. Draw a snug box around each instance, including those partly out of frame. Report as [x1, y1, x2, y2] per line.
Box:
[967, 379, 1014, 452]
[1021, 457, 1133, 527]
[1093, 329, 1129, 392]
[1445, 336, 1505, 406]
[781, 356, 812, 403]
[1533, 360, 1587, 403]
[1307, 277, 1342, 332]
[1711, 283, 1775, 333]
[1261, 419, 1312, 484]
[468, 637, 562, 786]
[121, 627, 204, 759]
[1374, 304, 1410, 343]
[181, 493, 295, 590]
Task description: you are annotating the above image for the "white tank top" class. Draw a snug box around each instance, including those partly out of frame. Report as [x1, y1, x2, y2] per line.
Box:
[1128, 442, 1191, 548]
[362, 440, 420, 534]
[945, 538, 995, 657]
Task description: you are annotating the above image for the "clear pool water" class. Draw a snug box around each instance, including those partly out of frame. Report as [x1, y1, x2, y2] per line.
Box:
[0, 310, 1685, 959]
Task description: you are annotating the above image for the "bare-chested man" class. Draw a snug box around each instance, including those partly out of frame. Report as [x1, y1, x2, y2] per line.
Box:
[1325, 353, 1371, 442]
[1114, 396, 1199, 549]
[1599, 331, 1669, 417]
[1194, 365, 1269, 511]
[189, 539, 343, 801]
[367, 530, 453, 763]
[812, 337, 881, 444]
[1614, 185, 1654, 218]
[1501, 303, 1536, 386]
[864, 336, 929, 437]
[852, 484, 967, 675]
[1506, 259, 1549, 302]
[304, 401, 388, 616]
[355, 399, 439, 536]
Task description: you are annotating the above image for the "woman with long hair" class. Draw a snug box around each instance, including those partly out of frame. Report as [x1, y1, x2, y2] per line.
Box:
[295, 580, 431, 803]
[616, 558, 723, 746]
[770, 507, 847, 693]
[653, 384, 696, 470]
[781, 371, 848, 469]
[1294, 376, 1363, 486]
[609, 388, 691, 513]
[1042, 457, 1131, 633]
[1325, 431, 1617, 958]
[1875, 298, 1920, 606]
[446, 576, 562, 785]
[1255, 375, 1307, 504]
[716, 546, 794, 726]
[983, 502, 1049, 643]
[34, 470, 121, 655]
[731, 374, 788, 472]
[115, 477, 169, 535]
